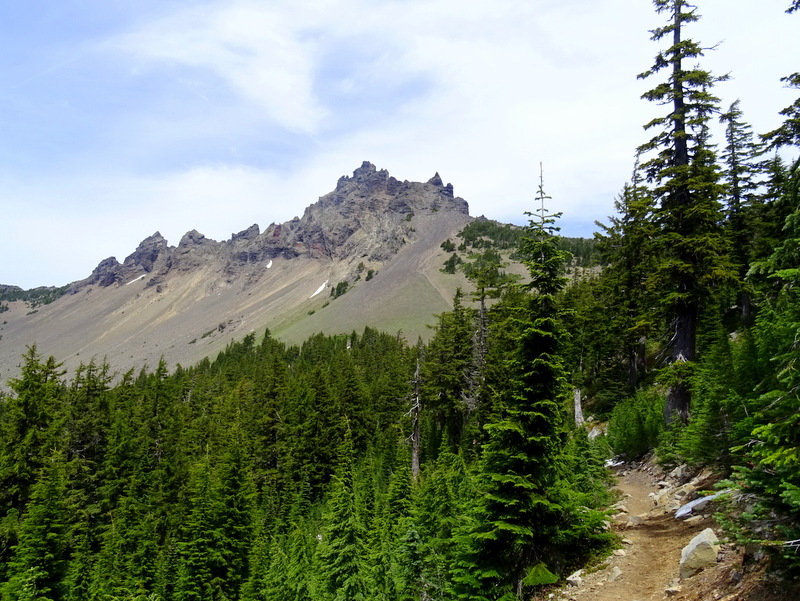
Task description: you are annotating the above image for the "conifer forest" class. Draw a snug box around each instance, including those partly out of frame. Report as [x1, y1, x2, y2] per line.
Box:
[2, 1, 800, 599]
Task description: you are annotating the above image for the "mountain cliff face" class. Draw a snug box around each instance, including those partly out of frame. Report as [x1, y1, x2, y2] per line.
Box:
[79, 161, 468, 291]
[0, 162, 473, 383]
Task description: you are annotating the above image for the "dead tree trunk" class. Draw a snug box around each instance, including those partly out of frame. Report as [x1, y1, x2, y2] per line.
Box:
[409, 359, 422, 482]
[573, 388, 585, 427]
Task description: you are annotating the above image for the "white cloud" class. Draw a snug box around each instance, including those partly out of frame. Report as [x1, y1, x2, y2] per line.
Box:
[109, 1, 327, 133]
[1, 0, 798, 288]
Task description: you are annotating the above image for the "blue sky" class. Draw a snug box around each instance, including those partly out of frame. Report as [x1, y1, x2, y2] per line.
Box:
[1, 0, 797, 288]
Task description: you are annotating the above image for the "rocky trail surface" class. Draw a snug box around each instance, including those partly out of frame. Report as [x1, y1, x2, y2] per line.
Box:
[547, 461, 799, 601]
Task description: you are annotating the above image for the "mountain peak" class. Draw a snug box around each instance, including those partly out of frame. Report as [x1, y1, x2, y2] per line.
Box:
[79, 162, 469, 287]
[2, 163, 475, 382]
[428, 172, 443, 186]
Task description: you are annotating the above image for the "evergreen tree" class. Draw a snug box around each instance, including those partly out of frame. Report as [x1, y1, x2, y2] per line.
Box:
[414, 449, 474, 601]
[314, 423, 369, 601]
[0, 348, 64, 514]
[749, 156, 793, 274]
[461, 250, 518, 430]
[285, 521, 316, 601]
[174, 456, 220, 601]
[595, 169, 658, 390]
[422, 290, 475, 451]
[454, 169, 569, 600]
[762, 67, 800, 151]
[719, 100, 765, 325]
[262, 536, 293, 601]
[3, 452, 69, 601]
[0, 347, 65, 584]
[637, 0, 733, 422]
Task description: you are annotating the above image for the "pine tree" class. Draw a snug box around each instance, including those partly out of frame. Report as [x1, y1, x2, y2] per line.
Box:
[0, 347, 64, 513]
[174, 456, 219, 601]
[422, 290, 475, 450]
[314, 423, 369, 601]
[262, 536, 293, 601]
[286, 521, 316, 601]
[3, 452, 69, 601]
[214, 436, 256, 600]
[595, 167, 658, 389]
[637, 0, 734, 422]
[762, 71, 800, 151]
[0, 347, 65, 584]
[719, 100, 765, 325]
[415, 449, 474, 601]
[455, 167, 569, 600]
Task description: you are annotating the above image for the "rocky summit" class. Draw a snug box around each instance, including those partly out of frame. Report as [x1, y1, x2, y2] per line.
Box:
[0, 162, 473, 383]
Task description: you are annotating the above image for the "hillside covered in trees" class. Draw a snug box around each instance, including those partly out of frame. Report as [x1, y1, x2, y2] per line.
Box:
[1, 1, 800, 600]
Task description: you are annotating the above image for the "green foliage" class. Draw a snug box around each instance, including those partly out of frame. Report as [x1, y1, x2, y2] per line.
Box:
[330, 281, 349, 299]
[441, 253, 462, 274]
[462, 249, 515, 295]
[315, 426, 369, 601]
[762, 72, 800, 151]
[607, 389, 665, 459]
[0, 285, 70, 308]
[6, 7, 800, 580]
[452, 176, 609, 601]
[638, 0, 735, 424]
[3, 452, 69, 601]
[554, 237, 602, 268]
[458, 219, 523, 250]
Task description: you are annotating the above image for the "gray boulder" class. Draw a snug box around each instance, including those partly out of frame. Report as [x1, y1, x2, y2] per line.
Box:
[680, 528, 720, 578]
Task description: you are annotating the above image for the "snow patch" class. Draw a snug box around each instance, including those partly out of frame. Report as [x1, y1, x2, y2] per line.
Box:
[310, 280, 328, 298]
[267, 260, 273, 269]
[125, 275, 146, 286]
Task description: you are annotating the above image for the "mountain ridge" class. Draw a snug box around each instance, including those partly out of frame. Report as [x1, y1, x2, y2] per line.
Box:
[0, 162, 474, 383]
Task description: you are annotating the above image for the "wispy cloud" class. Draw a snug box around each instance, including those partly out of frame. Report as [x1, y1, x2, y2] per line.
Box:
[108, 1, 327, 134]
[1, 0, 798, 288]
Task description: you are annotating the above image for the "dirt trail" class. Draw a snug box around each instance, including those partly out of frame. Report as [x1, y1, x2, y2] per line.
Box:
[552, 466, 800, 601]
[558, 467, 701, 601]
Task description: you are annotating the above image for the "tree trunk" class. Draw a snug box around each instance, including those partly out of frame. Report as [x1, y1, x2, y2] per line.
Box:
[663, 2, 695, 426]
[627, 336, 647, 389]
[410, 359, 422, 482]
[665, 301, 696, 423]
[741, 290, 754, 328]
[573, 388, 584, 427]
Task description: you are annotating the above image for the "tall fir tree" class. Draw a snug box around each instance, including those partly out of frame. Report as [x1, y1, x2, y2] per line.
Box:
[314, 422, 369, 601]
[454, 167, 569, 600]
[0, 347, 65, 584]
[2, 452, 69, 601]
[421, 290, 475, 451]
[595, 165, 658, 390]
[719, 99, 765, 325]
[637, 0, 733, 422]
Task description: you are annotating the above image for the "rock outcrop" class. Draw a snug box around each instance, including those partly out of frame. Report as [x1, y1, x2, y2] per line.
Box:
[1, 162, 474, 384]
[75, 162, 469, 292]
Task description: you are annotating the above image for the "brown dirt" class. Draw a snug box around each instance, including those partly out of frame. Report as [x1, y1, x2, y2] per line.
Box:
[543, 464, 800, 601]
